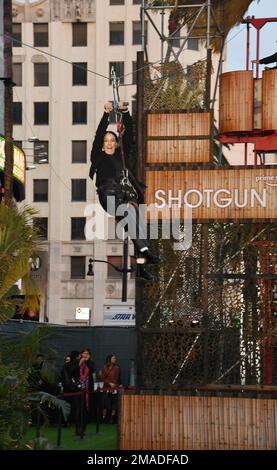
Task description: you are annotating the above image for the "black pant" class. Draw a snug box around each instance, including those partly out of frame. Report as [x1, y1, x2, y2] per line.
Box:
[98, 186, 149, 253]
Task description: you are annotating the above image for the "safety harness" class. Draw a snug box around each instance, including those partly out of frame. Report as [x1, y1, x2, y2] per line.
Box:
[110, 67, 138, 202]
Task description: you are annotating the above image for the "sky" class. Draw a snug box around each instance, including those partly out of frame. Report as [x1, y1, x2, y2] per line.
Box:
[227, 0, 277, 72]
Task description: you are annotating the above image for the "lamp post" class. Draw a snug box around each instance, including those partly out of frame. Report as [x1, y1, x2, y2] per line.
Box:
[87, 257, 134, 302]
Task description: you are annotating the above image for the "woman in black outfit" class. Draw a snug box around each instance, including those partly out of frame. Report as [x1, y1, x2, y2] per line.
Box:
[89, 101, 159, 279]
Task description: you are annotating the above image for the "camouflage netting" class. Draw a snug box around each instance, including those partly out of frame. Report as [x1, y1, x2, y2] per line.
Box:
[136, 223, 277, 387]
[144, 60, 207, 112]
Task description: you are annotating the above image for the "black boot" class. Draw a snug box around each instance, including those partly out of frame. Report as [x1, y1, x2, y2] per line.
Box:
[137, 265, 159, 281]
[144, 250, 160, 265]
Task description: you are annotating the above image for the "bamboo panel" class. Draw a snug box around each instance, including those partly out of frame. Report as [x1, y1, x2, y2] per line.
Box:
[119, 395, 277, 450]
[147, 139, 210, 163]
[219, 71, 254, 132]
[145, 167, 277, 220]
[262, 69, 277, 130]
[147, 112, 211, 137]
[146, 112, 211, 163]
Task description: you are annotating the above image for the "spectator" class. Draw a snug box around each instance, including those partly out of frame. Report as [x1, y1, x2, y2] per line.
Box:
[101, 354, 120, 424]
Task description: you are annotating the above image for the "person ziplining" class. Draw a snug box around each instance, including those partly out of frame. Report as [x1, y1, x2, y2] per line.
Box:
[89, 70, 159, 281]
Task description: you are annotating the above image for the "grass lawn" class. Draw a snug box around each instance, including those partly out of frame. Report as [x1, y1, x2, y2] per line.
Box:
[24, 423, 117, 450]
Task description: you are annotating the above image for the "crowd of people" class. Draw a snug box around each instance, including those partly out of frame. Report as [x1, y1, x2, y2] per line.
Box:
[29, 349, 122, 436]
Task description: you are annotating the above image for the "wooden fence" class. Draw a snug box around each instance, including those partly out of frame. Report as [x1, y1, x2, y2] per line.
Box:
[119, 394, 277, 450]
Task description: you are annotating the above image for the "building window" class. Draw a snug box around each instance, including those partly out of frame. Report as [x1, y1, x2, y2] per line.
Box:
[34, 141, 49, 163]
[132, 61, 137, 85]
[34, 63, 49, 86]
[33, 23, 48, 47]
[71, 217, 86, 240]
[72, 140, 87, 163]
[109, 22, 124, 45]
[110, 0, 124, 4]
[72, 102, 87, 124]
[71, 256, 86, 279]
[72, 23, 87, 47]
[187, 38, 199, 51]
[13, 102, 22, 125]
[107, 256, 123, 279]
[71, 179, 86, 201]
[72, 62, 87, 86]
[133, 0, 141, 4]
[13, 63, 22, 86]
[170, 29, 180, 48]
[132, 21, 147, 45]
[109, 62, 124, 85]
[34, 102, 49, 125]
[33, 179, 48, 202]
[12, 23, 22, 47]
[34, 217, 48, 240]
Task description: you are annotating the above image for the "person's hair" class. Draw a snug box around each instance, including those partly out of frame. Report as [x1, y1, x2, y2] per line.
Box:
[105, 354, 116, 364]
[103, 131, 118, 144]
[81, 347, 91, 355]
[70, 350, 79, 360]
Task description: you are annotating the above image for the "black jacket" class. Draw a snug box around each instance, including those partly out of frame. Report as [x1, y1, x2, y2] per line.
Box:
[89, 112, 133, 189]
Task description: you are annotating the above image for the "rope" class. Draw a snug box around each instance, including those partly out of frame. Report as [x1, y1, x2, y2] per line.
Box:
[110, 67, 137, 200]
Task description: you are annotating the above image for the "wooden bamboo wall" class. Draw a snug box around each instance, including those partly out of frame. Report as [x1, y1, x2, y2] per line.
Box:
[147, 112, 211, 163]
[145, 167, 277, 220]
[219, 71, 254, 132]
[119, 395, 277, 450]
[262, 69, 277, 131]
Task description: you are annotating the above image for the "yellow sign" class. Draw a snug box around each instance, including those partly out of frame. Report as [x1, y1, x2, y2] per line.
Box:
[0, 135, 25, 184]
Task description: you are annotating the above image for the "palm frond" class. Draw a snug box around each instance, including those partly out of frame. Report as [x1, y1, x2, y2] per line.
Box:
[0, 204, 41, 323]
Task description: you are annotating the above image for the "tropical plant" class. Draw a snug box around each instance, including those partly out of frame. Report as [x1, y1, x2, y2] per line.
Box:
[0, 327, 70, 450]
[0, 203, 42, 322]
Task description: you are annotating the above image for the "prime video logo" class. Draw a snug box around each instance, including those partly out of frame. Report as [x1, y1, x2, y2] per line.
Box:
[84, 196, 192, 251]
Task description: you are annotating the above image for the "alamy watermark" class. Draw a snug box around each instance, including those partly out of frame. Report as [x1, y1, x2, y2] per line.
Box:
[84, 196, 192, 251]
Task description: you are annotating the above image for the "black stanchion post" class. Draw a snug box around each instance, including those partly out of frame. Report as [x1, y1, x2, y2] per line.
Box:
[80, 389, 85, 439]
[95, 387, 100, 433]
[56, 406, 62, 447]
[36, 409, 41, 438]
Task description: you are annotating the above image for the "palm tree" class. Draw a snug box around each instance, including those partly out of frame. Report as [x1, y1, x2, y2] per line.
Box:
[0, 204, 41, 322]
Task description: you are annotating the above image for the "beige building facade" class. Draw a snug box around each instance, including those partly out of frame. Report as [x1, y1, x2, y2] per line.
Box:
[12, 0, 216, 325]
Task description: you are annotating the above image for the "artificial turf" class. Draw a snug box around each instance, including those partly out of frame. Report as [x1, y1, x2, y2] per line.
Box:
[24, 423, 117, 450]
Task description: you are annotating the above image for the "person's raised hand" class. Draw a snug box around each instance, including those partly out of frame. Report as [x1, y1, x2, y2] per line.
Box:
[118, 101, 129, 112]
[104, 102, 113, 113]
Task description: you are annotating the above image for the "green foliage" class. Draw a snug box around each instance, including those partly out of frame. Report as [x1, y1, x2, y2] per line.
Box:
[0, 328, 69, 449]
[144, 61, 206, 111]
[0, 204, 41, 323]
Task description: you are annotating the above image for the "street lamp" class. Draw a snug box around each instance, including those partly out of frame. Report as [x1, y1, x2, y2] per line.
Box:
[87, 257, 134, 302]
[87, 258, 134, 276]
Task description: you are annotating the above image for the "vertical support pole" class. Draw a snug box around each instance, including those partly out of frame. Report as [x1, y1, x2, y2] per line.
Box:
[205, 0, 212, 111]
[202, 223, 209, 383]
[160, 9, 165, 64]
[141, 0, 146, 53]
[244, 143, 248, 166]
[136, 49, 145, 387]
[3, 0, 13, 205]
[246, 22, 250, 70]
[136, 51, 145, 183]
[244, 22, 250, 166]
[256, 28, 260, 79]
[122, 232, 128, 302]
